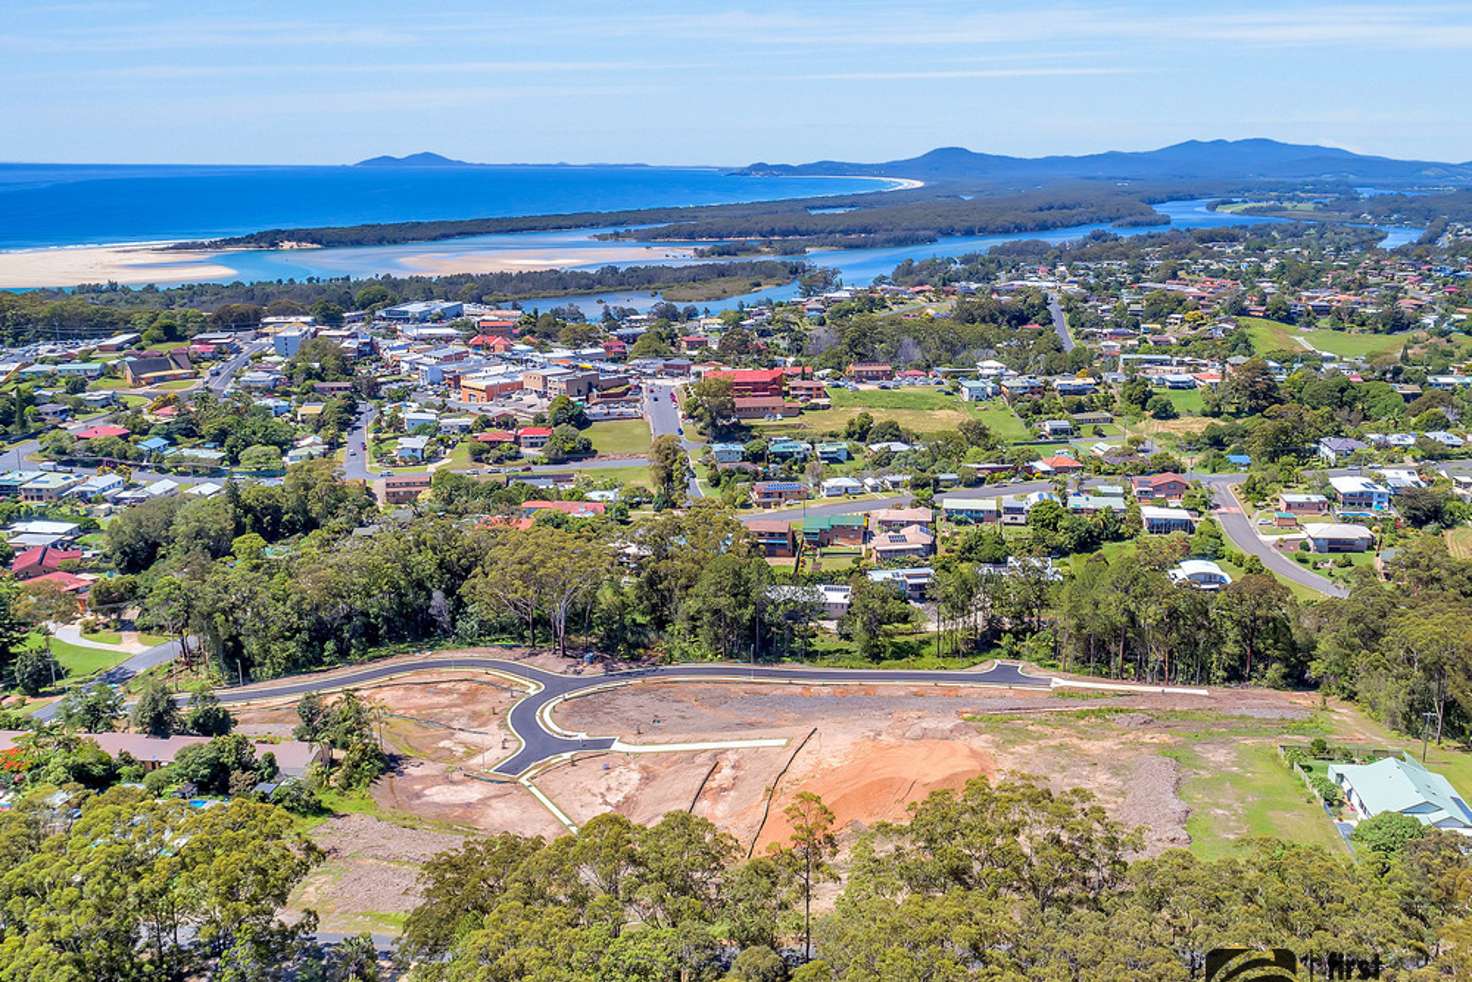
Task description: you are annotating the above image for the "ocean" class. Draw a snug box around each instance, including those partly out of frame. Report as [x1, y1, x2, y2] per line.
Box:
[0, 162, 897, 249]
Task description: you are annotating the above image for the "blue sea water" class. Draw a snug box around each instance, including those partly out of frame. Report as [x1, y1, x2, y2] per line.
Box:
[0, 162, 898, 249]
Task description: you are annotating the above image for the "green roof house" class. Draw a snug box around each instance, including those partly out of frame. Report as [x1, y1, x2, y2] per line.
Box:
[1329, 754, 1472, 834]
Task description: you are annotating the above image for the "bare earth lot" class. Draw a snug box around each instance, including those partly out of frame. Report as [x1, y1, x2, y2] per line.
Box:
[237, 657, 1411, 932]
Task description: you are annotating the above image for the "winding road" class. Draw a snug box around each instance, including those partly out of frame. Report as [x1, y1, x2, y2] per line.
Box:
[208, 655, 1054, 777]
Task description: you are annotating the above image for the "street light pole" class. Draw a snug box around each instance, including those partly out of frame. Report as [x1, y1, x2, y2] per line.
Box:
[1423, 710, 1436, 763]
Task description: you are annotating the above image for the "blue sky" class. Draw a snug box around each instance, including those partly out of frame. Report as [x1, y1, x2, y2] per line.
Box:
[7, 0, 1471, 165]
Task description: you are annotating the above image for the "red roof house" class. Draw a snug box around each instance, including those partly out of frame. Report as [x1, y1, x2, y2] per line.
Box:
[520, 500, 607, 519]
[74, 424, 130, 441]
[12, 546, 82, 581]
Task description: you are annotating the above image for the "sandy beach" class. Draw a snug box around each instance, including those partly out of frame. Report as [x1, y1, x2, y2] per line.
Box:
[396, 244, 696, 276]
[0, 239, 701, 289]
[0, 241, 240, 289]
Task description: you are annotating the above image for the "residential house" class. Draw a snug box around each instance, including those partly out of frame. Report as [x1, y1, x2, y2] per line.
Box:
[1132, 472, 1191, 502]
[767, 439, 810, 461]
[750, 481, 807, 508]
[1039, 419, 1075, 440]
[1427, 431, 1466, 449]
[395, 436, 430, 462]
[69, 474, 125, 499]
[1030, 455, 1084, 476]
[787, 379, 829, 403]
[382, 474, 432, 505]
[957, 379, 998, 402]
[517, 427, 553, 450]
[869, 525, 934, 561]
[1067, 494, 1127, 515]
[74, 424, 130, 442]
[869, 507, 933, 533]
[520, 500, 607, 520]
[1169, 559, 1232, 590]
[1318, 437, 1369, 464]
[0, 471, 45, 498]
[820, 476, 863, 497]
[1140, 505, 1195, 534]
[1329, 755, 1472, 834]
[747, 519, 797, 558]
[20, 473, 81, 502]
[708, 442, 746, 465]
[866, 567, 932, 601]
[1053, 377, 1096, 396]
[1378, 468, 1427, 494]
[999, 376, 1045, 400]
[941, 496, 999, 524]
[1328, 475, 1392, 512]
[34, 403, 70, 424]
[1002, 491, 1057, 525]
[1278, 493, 1330, 515]
[11, 545, 82, 580]
[800, 514, 866, 548]
[1302, 523, 1375, 553]
[767, 583, 851, 619]
[815, 442, 849, 463]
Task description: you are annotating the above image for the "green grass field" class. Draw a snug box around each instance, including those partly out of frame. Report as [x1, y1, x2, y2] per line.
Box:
[971, 401, 1033, 442]
[1171, 740, 1345, 861]
[572, 464, 651, 488]
[1162, 387, 1207, 414]
[1446, 527, 1472, 560]
[1240, 316, 1404, 360]
[585, 419, 652, 456]
[760, 388, 1031, 441]
[81, 630, 121, 645]
[26, 634, 132, 681]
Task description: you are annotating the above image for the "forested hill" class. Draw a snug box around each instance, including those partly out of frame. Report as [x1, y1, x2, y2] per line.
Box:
[354, 151, 473, 167]
[738, 138, 1472, 185]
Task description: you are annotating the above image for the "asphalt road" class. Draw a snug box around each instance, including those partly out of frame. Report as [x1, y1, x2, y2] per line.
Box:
[643, 380, 702, 498]
[210, 655, 1051, 777]
[341, 406, 375, 481]
[1047, 293, 1074, 352]
[1202, 478, 1349, 598]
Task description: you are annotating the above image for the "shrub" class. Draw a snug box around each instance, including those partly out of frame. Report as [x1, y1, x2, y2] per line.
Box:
[1309, 774, 1343, 807]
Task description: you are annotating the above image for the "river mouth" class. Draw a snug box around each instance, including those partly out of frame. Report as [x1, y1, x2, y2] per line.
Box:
[1, 197, 1421, 307]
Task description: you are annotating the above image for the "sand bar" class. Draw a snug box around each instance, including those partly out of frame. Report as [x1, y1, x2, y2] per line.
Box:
[0, 241, 240, 289]
[396, 244, 696, 276]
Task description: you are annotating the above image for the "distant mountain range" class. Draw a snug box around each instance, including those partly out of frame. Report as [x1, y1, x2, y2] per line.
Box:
[354, 151, 473, 168]
[737, 139, 1472, 185]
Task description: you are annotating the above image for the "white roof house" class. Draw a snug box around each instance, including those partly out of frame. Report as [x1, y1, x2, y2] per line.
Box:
[820, 476, 863, 497]
[1329, 755, 1472, 834]
[1169, 559, 1232, 590]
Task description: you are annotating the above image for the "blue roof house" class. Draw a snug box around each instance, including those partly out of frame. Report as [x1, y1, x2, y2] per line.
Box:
[1329, 755, 1472, 835]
